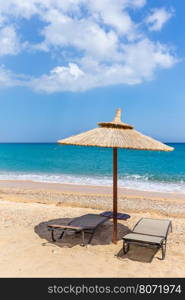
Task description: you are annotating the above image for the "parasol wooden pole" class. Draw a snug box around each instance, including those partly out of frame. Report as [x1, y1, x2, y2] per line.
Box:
[112, 147, 118, 244]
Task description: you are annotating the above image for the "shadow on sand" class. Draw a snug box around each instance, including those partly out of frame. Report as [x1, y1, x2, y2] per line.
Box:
[34, 217, 130, 248]
[35, 218, 161, 262]
[116, 244, 160, 263]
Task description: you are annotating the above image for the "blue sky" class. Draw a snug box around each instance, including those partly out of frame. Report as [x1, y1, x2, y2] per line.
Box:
[0, 0, 184, 143]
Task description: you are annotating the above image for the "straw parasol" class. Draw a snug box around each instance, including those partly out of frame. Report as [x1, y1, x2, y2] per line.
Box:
[58, 109, 174, 244]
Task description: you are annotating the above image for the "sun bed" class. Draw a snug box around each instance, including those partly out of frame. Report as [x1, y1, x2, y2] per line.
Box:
[48, 213, 109, 246]
[122, 218, 172, 260]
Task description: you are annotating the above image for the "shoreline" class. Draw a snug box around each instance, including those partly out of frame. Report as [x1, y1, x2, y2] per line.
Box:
[0, 179, 185, 201]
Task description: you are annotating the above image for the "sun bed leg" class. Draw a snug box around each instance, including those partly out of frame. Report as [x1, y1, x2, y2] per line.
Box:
[161, 242, 166, 260]
[170, 222, 172, 233]
[123, 240, 126, 254]
[51, 230, 56, 242]
[81, 230, 85, 247]
[123, 241, 129, 254]
[59, 229, 66, 241]
[87, 230, 96, 245]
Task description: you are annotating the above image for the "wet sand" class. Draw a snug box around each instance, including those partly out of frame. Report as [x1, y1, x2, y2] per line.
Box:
[0, 179, 185, 201]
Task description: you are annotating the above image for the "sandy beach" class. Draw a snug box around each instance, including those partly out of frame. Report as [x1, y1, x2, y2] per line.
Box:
[0, 180, 185, 277]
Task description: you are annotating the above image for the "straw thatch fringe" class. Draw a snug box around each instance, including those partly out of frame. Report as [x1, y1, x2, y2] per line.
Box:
[58, 109, 173, 152]
[58, 127, 173, 151]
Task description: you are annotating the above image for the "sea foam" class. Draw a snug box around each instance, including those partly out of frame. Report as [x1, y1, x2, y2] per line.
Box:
[0, 171, 185, 194]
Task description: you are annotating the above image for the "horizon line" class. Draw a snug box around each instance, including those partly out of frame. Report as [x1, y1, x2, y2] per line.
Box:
[0, 142, 183, 144]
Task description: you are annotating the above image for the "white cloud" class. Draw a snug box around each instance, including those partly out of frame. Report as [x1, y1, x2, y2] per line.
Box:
[31, 63, 85, 93]
[31, 39, 176, 93]
[40, 12, 119, 61]
[0, 65, 29, 87]
[0, 26, 21, 56]
[121, 39, 176, 78]
[86, 0, 137, 38]
[0, 0, 177, 92]
[0, 13, 6, 26]
[131, 0, 146, 7]
[146, 8, 173, 31]
[0, 66, 13, 87]
[0, 0, 39, 19]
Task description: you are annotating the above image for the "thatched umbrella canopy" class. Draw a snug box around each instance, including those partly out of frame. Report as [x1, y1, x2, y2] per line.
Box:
[58, 109, 173, 244]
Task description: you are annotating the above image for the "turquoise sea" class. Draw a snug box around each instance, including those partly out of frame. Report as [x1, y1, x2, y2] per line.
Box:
[0, 143, 185, 193]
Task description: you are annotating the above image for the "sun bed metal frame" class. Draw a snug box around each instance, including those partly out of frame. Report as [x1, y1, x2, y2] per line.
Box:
[48, 214, 109, 246]
[122, 218, 172, 260]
